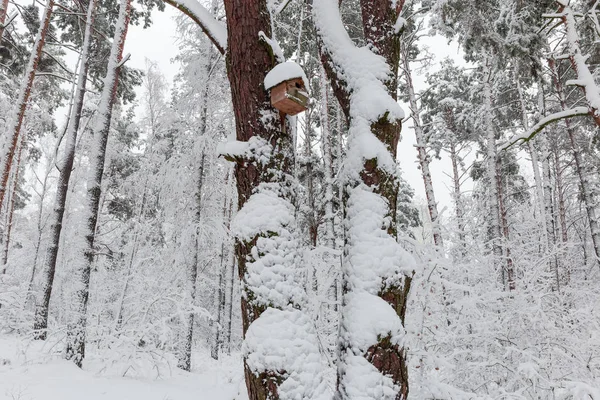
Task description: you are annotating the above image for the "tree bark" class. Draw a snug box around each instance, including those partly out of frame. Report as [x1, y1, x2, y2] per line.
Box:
[482, 61, 504, 282]
[0, 0, 8, 42]
[0, 0, 54, 213]
[65, 0, 132, 367]
[33, 0, 96, 340]
[549, 58, 600, 268]
[448, 139, 466, 258]
[0, 129, 24, 274]
[401, 41, 442, 247]
[314, 0, 412, 397]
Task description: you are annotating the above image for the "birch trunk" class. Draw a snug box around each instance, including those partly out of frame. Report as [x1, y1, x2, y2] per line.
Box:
[33, 0, 96, 340]
[65, 0, 132, 367]
[401, 41, 443, 248]
[0, 0, 54, 213]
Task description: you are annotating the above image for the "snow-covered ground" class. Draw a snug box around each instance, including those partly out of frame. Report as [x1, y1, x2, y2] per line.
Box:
[0, 335, 245, 400]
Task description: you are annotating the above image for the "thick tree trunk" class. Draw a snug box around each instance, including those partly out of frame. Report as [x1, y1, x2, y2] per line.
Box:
[314, 0, 412, 397]
[65, 0, 132, 367]
[33, 0, 96, 340]
[0, 0, 54, 213]
[221, 1, 328, 398]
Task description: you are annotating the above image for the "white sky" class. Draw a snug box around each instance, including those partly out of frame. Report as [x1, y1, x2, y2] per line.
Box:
[12, 2, 472, 222]
[123, 7, 474, 216]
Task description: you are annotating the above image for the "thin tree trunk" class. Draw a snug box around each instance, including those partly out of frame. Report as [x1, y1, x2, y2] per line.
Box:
[304, 109, 318, 247]
[482, 60, 504, 283]
[402, 41, 443, 248]
[0, 0, 54, 213]
[554, 146, 569, 244]
[65, 0, 132, 367]
[224, 238, 235, 355]
[33, 0, 96, 340]
[497, 163, 515, 291]
[179, 31, 214, 369]
[319, 65, 335, 249]
[549, 58, 600, 268]
[559, 4, 600, 127]
[0, 0, 9, 40]
[449, 139, 466, 258]
[0, 130, 24, 273]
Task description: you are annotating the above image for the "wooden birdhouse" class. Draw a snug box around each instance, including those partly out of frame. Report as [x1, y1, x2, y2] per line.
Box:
[264, 62, 309, 116]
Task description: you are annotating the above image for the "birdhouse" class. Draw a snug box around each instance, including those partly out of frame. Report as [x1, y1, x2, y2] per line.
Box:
[264, 62, 309, 116]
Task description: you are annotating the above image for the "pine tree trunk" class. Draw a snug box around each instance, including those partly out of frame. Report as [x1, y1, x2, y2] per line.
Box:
[0, 0, 54, 213]
[0, 0, 8, 43]
[496, 163, 515, 291]
[314, 0, 412, 397]
[319, 65, 335, 249]
[65, 0, 132, 367]
[33, 0, 96, 340]
[482, 63, 504, 283]
[549, 58, 600, 268]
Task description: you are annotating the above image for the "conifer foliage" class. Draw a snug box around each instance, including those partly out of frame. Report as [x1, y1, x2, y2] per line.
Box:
[1, 0, 600, 399]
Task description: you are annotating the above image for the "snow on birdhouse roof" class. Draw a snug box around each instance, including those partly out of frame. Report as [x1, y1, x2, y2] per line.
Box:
[264, 62, 309, 92]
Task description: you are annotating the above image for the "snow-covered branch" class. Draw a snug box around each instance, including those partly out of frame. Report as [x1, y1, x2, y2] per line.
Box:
[500, 107, 589, 150]
[162, 0, 227, 54]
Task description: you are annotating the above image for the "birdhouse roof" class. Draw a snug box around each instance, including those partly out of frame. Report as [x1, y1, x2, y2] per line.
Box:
[264, 62, 309, 92]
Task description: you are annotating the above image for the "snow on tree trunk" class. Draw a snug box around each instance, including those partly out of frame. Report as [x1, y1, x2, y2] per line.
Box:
[218, 0, 327, 398]
[33, 0, 96, 340]
[179, 34, 214, 370]
[482, 62, 504, 283]
[65, 0, 132, 367]
[0, 130, 24, 273]
[555, 2, 600, 127]
[549, 58, 600, 268]
[401, 41, 443, 248]
[515, 75, 547, 245]
[313, 0, 416, 398]
[539, 134, 561, 290]
[319, 65, 336, 250]
[0, 0, 54, 213]
[497, 164, 515, 291]
[448, 139, 466, 259]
